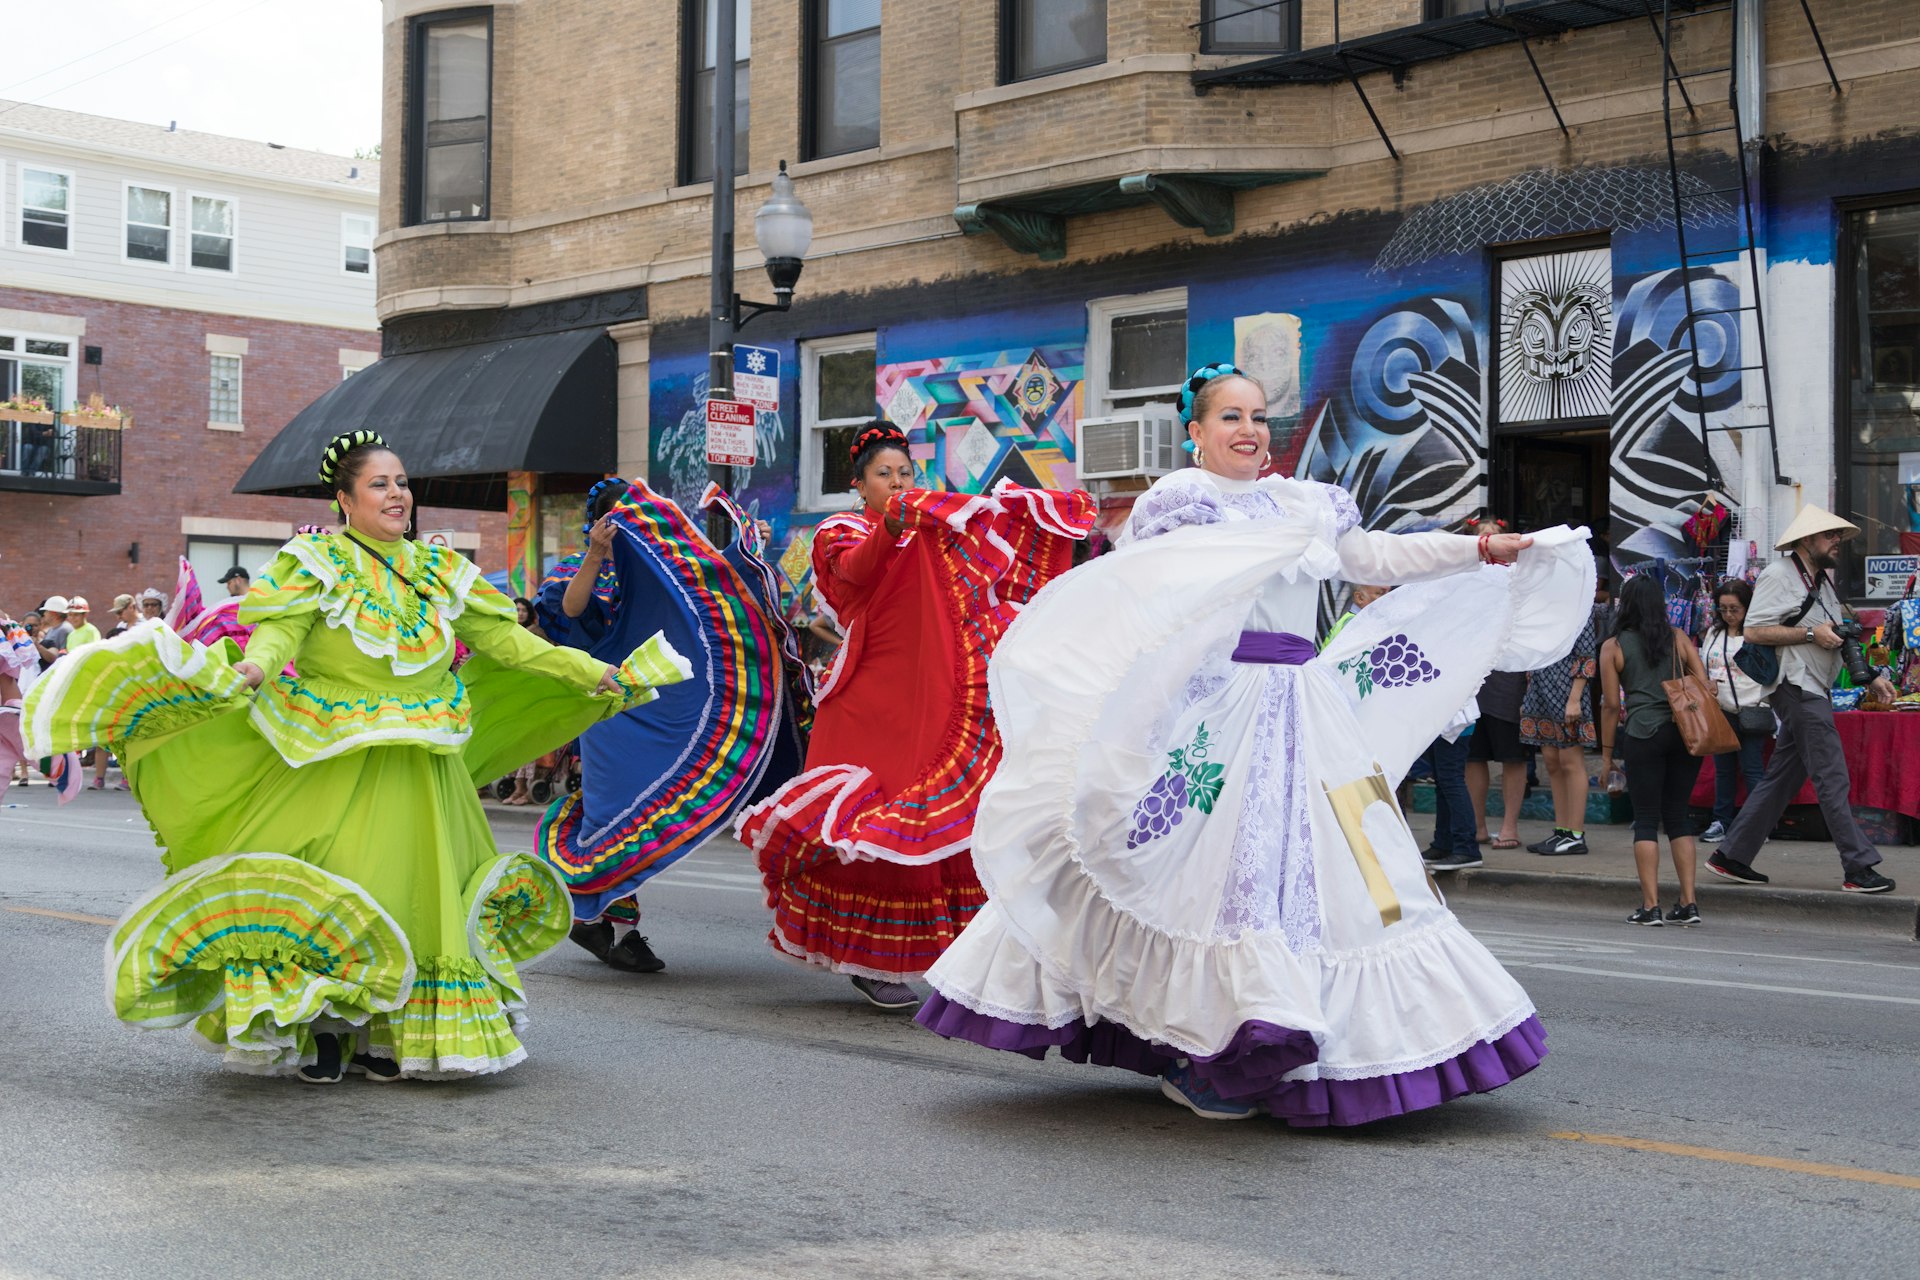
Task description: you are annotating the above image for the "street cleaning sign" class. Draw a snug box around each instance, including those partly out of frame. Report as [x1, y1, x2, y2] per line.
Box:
[705, 396, 758, 467]
[733, 344, 780, 414]
[1864, 554, 1919, 599]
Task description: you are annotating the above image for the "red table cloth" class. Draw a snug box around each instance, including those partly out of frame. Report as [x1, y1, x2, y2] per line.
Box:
[1689, 710, 1920, 818]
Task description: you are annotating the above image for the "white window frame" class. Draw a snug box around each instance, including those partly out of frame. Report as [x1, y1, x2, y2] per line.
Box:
[799, 331, 877, 514]
[186, 191, 238, 274]
[341, 212, 375, 276]
[208, 353, 243, 430]
[340, 346, 378, 379]
[0, 328, 81, 478]
[18, 163, 75, 255]
[1086, 286, 1188, 419]
[122, 181, 176, 268]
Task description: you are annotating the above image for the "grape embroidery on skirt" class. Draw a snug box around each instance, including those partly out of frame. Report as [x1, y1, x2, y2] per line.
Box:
[1337, 632, 1441, 699]
[1126, 722, 1227, 849]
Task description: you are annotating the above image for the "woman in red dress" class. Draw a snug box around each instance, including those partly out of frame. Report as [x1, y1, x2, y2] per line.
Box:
[737, 421, 1094, 1007]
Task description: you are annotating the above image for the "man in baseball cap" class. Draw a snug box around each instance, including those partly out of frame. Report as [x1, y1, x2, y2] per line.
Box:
[1708, 504, 1897, 894]
[36, 596, 71, 663]
[219, 566, 250, 597]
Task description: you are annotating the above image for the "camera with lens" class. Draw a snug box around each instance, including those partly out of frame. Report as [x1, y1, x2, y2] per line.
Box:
[1832, 618, 1882, 688]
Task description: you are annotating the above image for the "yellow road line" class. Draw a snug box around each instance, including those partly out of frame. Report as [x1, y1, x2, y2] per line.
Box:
[1551, 1131, 1920, 1190]
[3, 904, 117, 927]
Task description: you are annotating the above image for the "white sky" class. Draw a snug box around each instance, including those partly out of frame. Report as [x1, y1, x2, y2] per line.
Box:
[5, 0, 383, 158]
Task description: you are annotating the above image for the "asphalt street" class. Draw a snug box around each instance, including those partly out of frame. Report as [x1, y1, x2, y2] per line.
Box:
[3, 788, 1918, 1280]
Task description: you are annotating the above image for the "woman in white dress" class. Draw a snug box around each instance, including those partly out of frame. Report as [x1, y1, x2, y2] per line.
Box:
[917, 363, 1595, 1124]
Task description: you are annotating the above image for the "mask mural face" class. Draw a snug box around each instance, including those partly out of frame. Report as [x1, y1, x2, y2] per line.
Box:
[1511, 283, 1611, 384]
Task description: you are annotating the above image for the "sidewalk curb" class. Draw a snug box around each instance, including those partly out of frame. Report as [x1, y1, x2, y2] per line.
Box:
[481, 803, 543, 829]
[1440, 867, 1920, 938]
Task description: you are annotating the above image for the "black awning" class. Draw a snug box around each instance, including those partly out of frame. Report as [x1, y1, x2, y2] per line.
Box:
[236, 327, 617, 510]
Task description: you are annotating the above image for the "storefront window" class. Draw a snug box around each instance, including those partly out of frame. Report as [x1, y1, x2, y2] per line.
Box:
[1844, 202, 1920, 598]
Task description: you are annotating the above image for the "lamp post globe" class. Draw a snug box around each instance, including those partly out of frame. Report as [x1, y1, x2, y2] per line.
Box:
[755, 160, 813, 302]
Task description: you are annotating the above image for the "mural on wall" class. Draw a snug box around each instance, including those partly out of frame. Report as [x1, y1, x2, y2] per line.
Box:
[1498, 246, 1614, 425]
[652, 370, 792, 518]
[875, 345, 1082, 493]
[1233, 312, 1303, 421]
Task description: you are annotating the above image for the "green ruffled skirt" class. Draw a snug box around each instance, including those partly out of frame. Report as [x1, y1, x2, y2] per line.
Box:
[30, 626, 687, 1078]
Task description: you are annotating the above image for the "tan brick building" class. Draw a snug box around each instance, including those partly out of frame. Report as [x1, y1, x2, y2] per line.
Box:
[327, 0, 1920, 603]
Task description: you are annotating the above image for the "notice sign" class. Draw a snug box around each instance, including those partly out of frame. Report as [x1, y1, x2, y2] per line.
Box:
[705, 397, 757, 467]
[422, 529, 455, 550]
[733, 343, 780, 414]
[1865, 554, 1920, 599]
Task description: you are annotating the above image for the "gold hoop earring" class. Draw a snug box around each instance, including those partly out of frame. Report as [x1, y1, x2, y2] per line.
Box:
[1195, 446, 1206, 467]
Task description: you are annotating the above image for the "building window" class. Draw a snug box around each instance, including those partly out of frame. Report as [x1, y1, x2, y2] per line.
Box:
[209, 354, 243, 428]
[1002, 0, 1106, 83]
[1843, 201, 1920, 598]
[1200, 1, 1299, 53]
[0, 332, 77, 477]
[1087, 289, 1188, 419]
[1426, 0, 1486, 18]
[189, 195, 235, 272]
[124, 184, 173, 264]
[800, 333, 876, 511]
[683, 0, 752, 185]
[407, 9, 492, 224]
[343, 214, 375, 274]
[187, 537, 280, 589]
[20, 167, 72, 251]
[807, 0, 880, 159]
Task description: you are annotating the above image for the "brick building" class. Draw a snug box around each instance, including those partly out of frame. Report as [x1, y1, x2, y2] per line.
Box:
[346, 0, 1920, 603]
[0, 102, 495, 620]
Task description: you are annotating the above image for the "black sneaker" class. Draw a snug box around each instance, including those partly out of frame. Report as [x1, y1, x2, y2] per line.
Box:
[297, 1032, 345, 1085]
[1420, 846, 1449, 863]
[1665, 903, 1701, 926]
[1428, 850, 1483, 871]
[1526, 831, 1568, 854]
[1627, 906, 1665, 926]
[1706, 852, 1769, 884]
[570, 920, 616, 962]
[1539, 834, 1589, 856]
[349, 1052, 403, 1082]
[607, 933, 666, 973]
[1843, 869, 1897, 894]
[849, 975, 921, 1009]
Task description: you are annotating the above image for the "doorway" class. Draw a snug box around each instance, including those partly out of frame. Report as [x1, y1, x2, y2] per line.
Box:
[1494, 426, 1610, 558]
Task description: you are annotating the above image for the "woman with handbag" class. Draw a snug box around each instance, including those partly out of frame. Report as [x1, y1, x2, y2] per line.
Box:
[1597, 574, 1716, 926]
[1700, 579, 1773, 843]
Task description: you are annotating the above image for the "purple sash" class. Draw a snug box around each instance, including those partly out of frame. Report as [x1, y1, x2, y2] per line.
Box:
[1230, 630, 1316, 666]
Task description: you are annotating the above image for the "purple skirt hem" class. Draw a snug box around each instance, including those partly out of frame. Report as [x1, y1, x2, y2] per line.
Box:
[916, 993, 1546, 1127]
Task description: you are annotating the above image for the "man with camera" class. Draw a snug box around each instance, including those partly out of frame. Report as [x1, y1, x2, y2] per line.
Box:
[1708, 507, 1898, 893]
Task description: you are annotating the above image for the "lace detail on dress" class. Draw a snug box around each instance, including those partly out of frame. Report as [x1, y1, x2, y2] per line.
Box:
[1127, 478, 1228, 542]
[1212, 668, 1320, 951]
[1312, 483, 1363, 537]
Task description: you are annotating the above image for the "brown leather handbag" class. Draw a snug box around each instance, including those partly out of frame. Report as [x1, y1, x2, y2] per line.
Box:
[1664, 643, 1739, 758]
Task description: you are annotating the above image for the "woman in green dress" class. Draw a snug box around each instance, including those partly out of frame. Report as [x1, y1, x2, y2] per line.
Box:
[24, 430, 691, 1083]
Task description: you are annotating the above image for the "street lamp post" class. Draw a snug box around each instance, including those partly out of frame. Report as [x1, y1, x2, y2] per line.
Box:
[706, 3, 813, 536]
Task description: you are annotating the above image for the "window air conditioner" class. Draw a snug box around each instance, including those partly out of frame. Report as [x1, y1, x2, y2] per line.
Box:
[1074, 412, 1184, 481]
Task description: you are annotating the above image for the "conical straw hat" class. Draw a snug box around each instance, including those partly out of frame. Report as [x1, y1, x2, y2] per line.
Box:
[1773, 504, 1859, 551]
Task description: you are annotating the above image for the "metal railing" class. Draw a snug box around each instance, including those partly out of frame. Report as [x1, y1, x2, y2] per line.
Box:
[0, 415, 124, 491]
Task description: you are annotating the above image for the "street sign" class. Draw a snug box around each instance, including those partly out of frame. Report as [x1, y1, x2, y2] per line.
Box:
[733, 343, 780, 414]
[423, 528, 455, 550]
[1864, 554, 1919, 599]
[705, 397, 758, 467]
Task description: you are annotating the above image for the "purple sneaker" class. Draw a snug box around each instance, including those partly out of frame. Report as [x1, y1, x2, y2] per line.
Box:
[1159, 1061, 1258, 1120]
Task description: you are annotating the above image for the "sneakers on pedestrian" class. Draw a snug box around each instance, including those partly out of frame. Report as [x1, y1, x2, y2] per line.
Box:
[1706, 852, 1768, 884]
[1626, 906, 1665, 927]
[1420, 846, 1449, 863]
[849, 975, 922, 1009]
[1538, 834, 1589, 857]
[297, 1033, 345, 1085]
[607, 933, 666, 973]
[1843, 869, 1897, 894]
[569, 920, 616, 963]
[349, 1052, 402, 1082]
[1427, 850, 1483, 871]
[1701, 820, 1727, 843]
[1526, 830, 1569, 854]
[1159, 1062, 1258, 1120]
[1665, 902, 1702, 926]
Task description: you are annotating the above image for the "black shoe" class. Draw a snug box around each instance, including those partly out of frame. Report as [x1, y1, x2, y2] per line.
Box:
[1428, 850, 1482, 871]
[349, 1052, 403, 1082]
[1420, 846, 1448, 863]
[849, 975, 921, 1009]
[1665, 902, 1701, 926]
[1706, 852, 1768, 884]
[1538, 834, 1589, 857]
[1843, 869, 1897, 894]
[1527, 830, 1570, 854]
[298, 1033, 344, 1085]
[569, 920, 616, 962]
[607, 933, 666, 973]
[1627, 906, 1665, 926]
